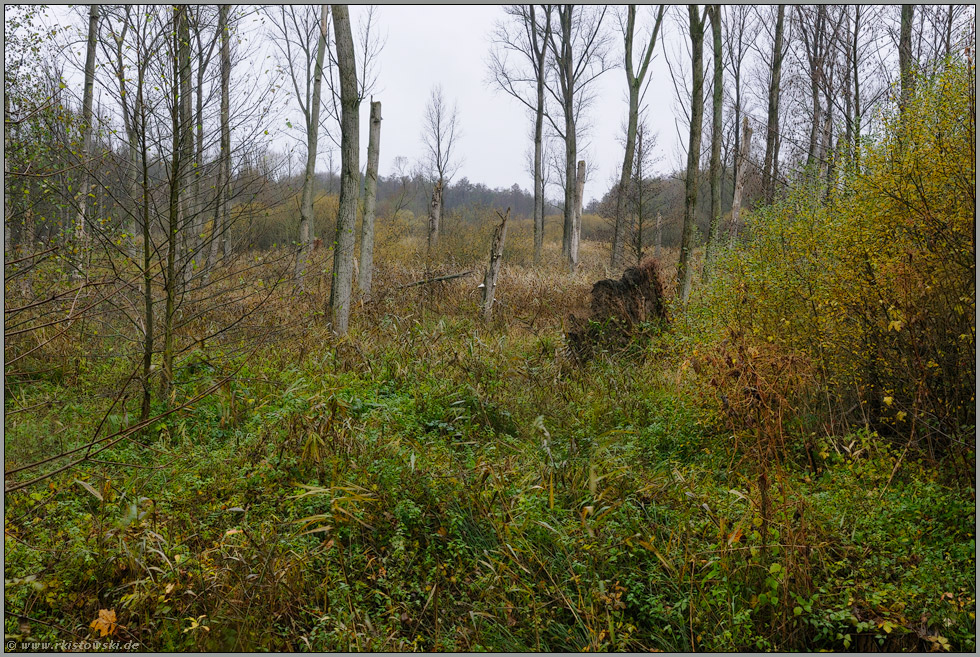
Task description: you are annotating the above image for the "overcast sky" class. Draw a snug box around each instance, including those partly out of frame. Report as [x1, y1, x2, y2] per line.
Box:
[360, 5, 679, 203]
[35, 5, 683, 204]
[359, 5, 679, 202]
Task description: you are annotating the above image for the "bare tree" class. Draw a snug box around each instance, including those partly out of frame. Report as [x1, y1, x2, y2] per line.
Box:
[358, 99, 381, 296]
[206, 4, 232, 276]
[723, 5, 756, 209]
[626, 119, 657, 266]
[420, 84, 461, 254]
[677, 5, 706, 304]
[761, 4, 785, 203]
[611, 4, 665, 269]
[72, 4, 100, 277]
[265, 5, 330, 282]
[488, 4, 553, 265]
[328, 4, 359, 335]
[544, 4, 614, 271]
[704, 4, 723, 270]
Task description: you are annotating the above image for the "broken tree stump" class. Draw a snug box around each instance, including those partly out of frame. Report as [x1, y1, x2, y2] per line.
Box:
[481, 208, 509, 321]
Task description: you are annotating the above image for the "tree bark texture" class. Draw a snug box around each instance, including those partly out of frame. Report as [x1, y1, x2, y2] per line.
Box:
[328, 4, 360, 335]
[677, 5, 705, 305]
[729, 116, 752, 247]
[178, 6, 194, 288]
[481, 209, 509, 321]
[761, 5, 784, 203]
[73, 4, 100, 273]
[899, 5, 914, 112]
[705, 5, 723, 269]
[570, 159, 585, 271]
[208, 4, 232, 274]
[358, 100, 382, 296]
[427, 179, 443, 256]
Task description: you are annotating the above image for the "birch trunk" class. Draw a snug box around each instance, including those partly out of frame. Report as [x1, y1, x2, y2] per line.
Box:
[328, 4, 360, 335]
[358, 100, 382, 295]
[729, 116, 752, 247]
[481, 209, 509, 321]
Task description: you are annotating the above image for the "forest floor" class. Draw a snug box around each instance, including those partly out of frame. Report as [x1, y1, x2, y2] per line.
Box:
[3, 241, 976, 652]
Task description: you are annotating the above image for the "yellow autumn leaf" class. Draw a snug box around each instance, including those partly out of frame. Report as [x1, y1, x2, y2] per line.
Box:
[883, 396, 894, 406]
[90, 609, 117, 637]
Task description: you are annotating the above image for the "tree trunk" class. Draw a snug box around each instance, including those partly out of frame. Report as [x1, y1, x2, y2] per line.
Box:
[654, 212, 663, 259]
[761, 5, 784, 203]
[481, 209, 509, 321]
[427, 179, 443, 257]
[533, 59, 545, 265]
[804, 6, 826, 174]
[899, 4, 914, 113]
[612, 5, 664, 270]
[110, 7, 140, 257]
[163, 5, 191, 401]
[73, 4, 100, 277]
[557, 7, 576, 266]
[852, 5, 862, 167]
[192, 16, 213, 274]
[4, 91, 10, 257]
[729, 116, 752, 247]
[611, 6, 640, 271]
[328, 4, 360, 335]
[613, 79, 640, 270]
[704, 5, 723, 270]
[178, 7, 194, 289]
[562, 116, 576, 267]
[358, 100, 382, 296]
[138, 65, 153, 422]
[207, 4, 231, 276]
[296, 5, 329, 282]
[570, 159, 585, 271]
[678, 5, 705, 305]
[632, 126, 646, 267]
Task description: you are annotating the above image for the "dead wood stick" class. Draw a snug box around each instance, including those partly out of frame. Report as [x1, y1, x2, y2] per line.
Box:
[396, 270, 474, 290]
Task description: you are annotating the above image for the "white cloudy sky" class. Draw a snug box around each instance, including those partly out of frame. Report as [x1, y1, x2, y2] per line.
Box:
[32, 4, 685, 204]
[360, 4, 680, 201]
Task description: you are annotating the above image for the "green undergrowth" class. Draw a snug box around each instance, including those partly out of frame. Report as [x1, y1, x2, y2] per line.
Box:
[4, 311, 975, 652]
